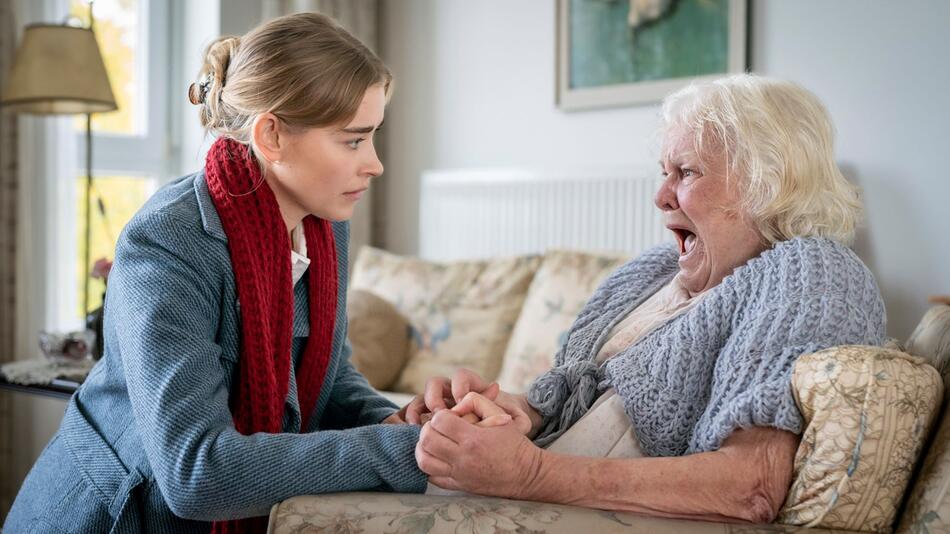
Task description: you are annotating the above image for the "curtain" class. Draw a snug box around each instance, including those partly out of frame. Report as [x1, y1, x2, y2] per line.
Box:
[262, 0, 381, 263]
[0, 0, 20, 517]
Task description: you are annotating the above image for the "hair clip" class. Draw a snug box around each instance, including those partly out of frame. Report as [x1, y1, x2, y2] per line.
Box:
[188, 73, 215, 105]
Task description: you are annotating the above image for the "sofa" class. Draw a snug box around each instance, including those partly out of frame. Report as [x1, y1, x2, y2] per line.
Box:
[267, 247, 950, 533]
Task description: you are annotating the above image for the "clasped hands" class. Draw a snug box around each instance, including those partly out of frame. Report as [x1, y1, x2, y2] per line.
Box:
[396, 369, 546, 497]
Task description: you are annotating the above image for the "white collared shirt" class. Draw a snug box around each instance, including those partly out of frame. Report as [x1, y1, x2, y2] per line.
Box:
[290, 223, 311, 286]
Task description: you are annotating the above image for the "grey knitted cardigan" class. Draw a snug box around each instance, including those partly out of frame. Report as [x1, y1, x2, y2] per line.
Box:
[526, 237, 886, 457]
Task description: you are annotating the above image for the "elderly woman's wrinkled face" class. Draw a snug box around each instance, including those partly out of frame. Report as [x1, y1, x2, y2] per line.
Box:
[656, 131, 767, 296]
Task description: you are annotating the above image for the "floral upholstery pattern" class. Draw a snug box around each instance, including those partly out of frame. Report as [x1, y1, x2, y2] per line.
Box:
[899, 409, 950, 534]
[495, 250, 628, 393]
[778, 346, 943, 533]
[268, 493, 854, 534]
[350, 247, 540, 394]
[895, 305, 950, 534]
[905, 305, 950, 378]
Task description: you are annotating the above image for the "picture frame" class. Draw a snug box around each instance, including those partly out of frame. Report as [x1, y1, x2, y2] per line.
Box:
[556, 0, 748, 111]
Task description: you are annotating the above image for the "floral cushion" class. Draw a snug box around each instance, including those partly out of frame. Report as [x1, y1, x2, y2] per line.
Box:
[347, 289, 411, 391]
[495, 250, 628, 393]
[895, 304, 950, 533]
[777, 346, 943, 532]
[350, 247, 540, 394]
[267, 492, 844, 534]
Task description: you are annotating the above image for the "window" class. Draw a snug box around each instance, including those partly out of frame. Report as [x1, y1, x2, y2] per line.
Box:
[70, 0, 144, 136]
[75, 175, 157, 312]
[58, 0, 170, 324]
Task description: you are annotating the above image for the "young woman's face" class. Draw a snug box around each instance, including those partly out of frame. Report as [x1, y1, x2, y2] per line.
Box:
[656, 129, 767, 296]
[266, 84, 386, 227]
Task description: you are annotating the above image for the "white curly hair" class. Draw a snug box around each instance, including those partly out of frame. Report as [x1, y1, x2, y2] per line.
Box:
[660, 74, 862, 245]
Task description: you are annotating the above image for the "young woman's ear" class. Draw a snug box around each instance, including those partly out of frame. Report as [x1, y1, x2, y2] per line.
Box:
[251, 112, 285, 164]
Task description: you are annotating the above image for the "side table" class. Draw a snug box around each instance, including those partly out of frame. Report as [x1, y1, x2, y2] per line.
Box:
[0, 375, 80, 400]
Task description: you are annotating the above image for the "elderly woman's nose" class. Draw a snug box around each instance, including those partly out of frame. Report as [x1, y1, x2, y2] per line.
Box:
[654, 178, 679, 211]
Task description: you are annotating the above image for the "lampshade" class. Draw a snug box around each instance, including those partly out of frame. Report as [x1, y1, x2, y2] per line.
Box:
[1, 24, 117, 115]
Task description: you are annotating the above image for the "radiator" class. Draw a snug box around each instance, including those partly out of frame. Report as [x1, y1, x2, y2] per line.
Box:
[419, 169, 672, 261]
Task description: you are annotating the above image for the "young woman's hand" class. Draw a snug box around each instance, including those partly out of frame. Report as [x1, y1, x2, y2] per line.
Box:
[448, 391, 513, 427]
[438, 368, 542, 436]
[451, 391, 536, 436]
[381, 408, 407, 424]
[403, 369, 500, 425]
[404, 368, 542, 436]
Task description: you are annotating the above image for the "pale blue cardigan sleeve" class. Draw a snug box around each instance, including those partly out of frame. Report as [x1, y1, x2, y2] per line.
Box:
[110, 210, 426, 522]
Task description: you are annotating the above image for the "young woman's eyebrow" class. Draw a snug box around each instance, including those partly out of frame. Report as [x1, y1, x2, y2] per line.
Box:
[340, 120, 384, 134]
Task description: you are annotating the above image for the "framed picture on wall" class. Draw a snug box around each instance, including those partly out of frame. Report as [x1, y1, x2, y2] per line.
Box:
[556, 0, 748, 111]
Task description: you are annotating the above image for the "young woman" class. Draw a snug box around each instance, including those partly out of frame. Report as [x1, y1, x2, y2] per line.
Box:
[5, 12, 427, 533]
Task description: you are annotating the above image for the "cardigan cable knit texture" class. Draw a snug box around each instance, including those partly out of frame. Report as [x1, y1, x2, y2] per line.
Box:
[205, 138, 338, 534]
[527, 237, 886, 456]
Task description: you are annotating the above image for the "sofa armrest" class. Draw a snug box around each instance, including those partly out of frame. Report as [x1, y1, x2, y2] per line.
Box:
[267, 492, 855, 533]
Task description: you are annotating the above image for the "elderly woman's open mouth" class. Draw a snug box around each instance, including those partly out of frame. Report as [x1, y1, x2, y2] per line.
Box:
[668, 225, 698, 257]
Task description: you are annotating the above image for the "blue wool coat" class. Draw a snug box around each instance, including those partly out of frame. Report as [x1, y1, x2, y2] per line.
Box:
[4, 173, 426, 533]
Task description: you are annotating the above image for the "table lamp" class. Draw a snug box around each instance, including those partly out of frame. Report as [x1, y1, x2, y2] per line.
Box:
[1, 14, 117, 317]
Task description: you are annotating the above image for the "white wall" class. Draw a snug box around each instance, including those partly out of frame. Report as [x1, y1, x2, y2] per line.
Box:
[379, 0, 950, 340]
[378, 0, 661, 253]
[751, 0, 950, 339]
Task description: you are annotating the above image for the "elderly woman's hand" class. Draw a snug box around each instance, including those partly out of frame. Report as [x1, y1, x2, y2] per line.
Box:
[419, 421, 797, 523]
[416, 409, 543, 497]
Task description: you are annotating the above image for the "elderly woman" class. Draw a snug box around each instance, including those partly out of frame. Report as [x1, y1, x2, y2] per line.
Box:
[405, 74, 885, 524]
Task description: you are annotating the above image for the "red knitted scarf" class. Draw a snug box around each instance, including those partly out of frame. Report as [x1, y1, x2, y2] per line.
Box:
[205, 137, 338, 534]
